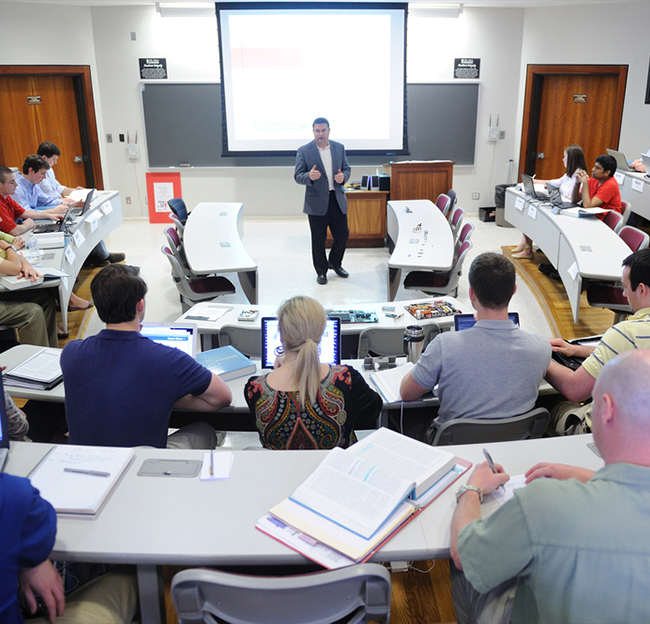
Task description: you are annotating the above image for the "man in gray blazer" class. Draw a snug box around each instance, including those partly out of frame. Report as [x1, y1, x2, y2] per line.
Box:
[294, 117, 351, 284]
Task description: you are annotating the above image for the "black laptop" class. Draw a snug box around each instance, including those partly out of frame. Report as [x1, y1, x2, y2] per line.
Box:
[32, 205, 72, 234]
[0, 373, 11, 471]
[454, 312, 520, 331]
[521, 173, 548, 201]
[70, 189, 95, 217]
[546, 183, 578, 212]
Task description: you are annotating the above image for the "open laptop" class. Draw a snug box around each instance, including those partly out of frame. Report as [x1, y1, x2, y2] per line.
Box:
[32, 205, 72, 234]
[641, 153, 650, 178]
[0, 372, 10, 472]
[70, 189, 95, 217]
[546, 183, 578, 211]
[140, 322, 199, 358]
[521, 173, 548, 201]
[606, 148, 632, 172]
[261, 317, 341, 369]
[454, 312, 520, 331]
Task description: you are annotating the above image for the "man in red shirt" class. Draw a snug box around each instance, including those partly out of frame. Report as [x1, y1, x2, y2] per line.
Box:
[0, 166, 62, 236]
[577, 154, 622, 215]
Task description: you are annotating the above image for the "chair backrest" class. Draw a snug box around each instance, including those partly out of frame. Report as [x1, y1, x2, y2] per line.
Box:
[446, 188, 457, 215]
[619, 225, 650, 252]
[621, 200, 633, 226]
[169, 212, 185, 238]
[164, 227, 192, 278]
[168, 197, 189, 224]
[219, 324, 262, 358]
[431, 407, 550, 446]
[450, 206, 465, 239]
[171, 564, 391, 624]
[357, 324, 440, 358]
[435, 193, 452, 218]
[603, 210, 623, 233]
[455, 222, 474, 255]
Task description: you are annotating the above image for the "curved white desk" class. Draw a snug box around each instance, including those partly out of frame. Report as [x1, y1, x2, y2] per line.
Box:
[183, 202, 258, 304]
[616, 169, 650, 220]
[504, 187, 630, 323]
[386, 200, 454, 301]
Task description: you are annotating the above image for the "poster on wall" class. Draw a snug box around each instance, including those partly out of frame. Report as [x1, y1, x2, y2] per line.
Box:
[454, 58, 480, 79]
[145, 172, 181, 224]
[140, 58, 168, 80]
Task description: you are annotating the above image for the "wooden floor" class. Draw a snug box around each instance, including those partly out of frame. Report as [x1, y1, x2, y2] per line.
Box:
[503, 245, 616, 340]
[163, 560, 457, 624]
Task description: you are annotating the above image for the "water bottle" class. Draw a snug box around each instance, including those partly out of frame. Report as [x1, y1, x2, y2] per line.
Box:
[28, 233, 40, 263]
[403, 325, 425, 363]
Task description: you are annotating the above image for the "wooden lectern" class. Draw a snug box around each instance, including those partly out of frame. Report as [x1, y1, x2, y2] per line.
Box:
[384, 161, 455, 203]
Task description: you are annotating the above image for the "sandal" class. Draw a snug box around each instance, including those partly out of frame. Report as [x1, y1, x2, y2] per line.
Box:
[512, 247, 534, 259]
[68, 301, 94, 312]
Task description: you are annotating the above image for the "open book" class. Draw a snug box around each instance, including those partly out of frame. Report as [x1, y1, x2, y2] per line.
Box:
[261, 428, 463, 563]
[4, 348, 63, 390]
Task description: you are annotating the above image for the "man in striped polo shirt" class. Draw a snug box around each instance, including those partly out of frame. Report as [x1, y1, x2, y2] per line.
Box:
[545, 248, 650, 434]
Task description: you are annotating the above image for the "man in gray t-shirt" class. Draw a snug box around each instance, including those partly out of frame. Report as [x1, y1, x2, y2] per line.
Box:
[400, 253, 551, 434]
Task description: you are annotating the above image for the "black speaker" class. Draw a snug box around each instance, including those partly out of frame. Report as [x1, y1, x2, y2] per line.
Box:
[361, 174, 370, 190]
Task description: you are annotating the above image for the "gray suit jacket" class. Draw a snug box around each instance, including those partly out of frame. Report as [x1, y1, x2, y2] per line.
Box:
[294, 140, 351, 216]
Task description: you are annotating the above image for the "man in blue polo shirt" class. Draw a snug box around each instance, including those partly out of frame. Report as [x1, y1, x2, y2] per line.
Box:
[61, 264, 232, 448]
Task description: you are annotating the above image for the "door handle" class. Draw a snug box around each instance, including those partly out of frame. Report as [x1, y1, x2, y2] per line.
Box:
[74, 156, 84, 163]
[536, 153, 545, 160]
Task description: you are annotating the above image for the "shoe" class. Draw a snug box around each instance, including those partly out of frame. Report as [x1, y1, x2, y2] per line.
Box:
[328, 263, 349, 278]
[68, 301, 94, 312]
[512, 247, 533, 259]
[107, 252, 126, 264]
[317, 274, 328, 285]
[83, 258, 110, 268]
[57, 330, 70, 340]
[512, 241, 529, 254]
[538, 263, 560, 280]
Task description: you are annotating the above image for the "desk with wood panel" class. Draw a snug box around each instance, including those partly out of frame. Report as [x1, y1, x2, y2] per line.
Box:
[326, 190, 388, 248]
[383, 160, 455, 204]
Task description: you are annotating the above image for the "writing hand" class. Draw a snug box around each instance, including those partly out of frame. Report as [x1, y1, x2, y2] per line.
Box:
[334, 168, 345, 184]
[467, 462, 510, 495]
[20, 261, 42, 282]
[309, 165, 321, 181]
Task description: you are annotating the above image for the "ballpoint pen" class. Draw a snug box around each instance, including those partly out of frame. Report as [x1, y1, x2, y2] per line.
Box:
[64, 467, 110, 477]
[482, 448, 505, 491]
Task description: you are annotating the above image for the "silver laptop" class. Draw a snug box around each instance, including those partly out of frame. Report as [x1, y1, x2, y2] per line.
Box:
[641, 154, 650, 178]
[606, 148, 632, 172]
[140, 322, 199, 358]
[546, 183, 578, 212]
[0, 372, 11, 471]
[521, 173, 548, 200]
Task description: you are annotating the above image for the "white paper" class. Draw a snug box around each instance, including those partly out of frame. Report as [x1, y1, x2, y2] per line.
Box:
[200, 451, 234, 481]
[73, 230, 85, 248]
[101, 202, 113, 215]
[64, 245, 76, 265]
[39, 267, 69, 278]
[514, 197, 525, 211]
[87, 213, 99, 233]
[154, 183, 174, 213]
[527, 204, 537, 220]
[491, 474, 527, 506]
[631, 178, 645, 193]
[613, 172, 625, 185]
[568, 262, 579, 280]
[7, 348, 61, 382]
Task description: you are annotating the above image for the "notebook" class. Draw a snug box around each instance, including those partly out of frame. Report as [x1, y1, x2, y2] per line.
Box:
[140, 322, 198, 357]
[453, 312, 520, 331]
[261, 317, 341, 369]
[0, 372, 9, 471]
[521, 173, 548, 200]
[606, 149, 632, 173]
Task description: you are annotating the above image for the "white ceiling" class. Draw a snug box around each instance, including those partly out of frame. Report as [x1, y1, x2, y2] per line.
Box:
[1, 0, 637, 8]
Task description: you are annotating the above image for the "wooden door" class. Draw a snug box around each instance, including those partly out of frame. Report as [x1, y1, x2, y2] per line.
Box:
[520, 65, 627, 179]
[0, 66, 103, 189]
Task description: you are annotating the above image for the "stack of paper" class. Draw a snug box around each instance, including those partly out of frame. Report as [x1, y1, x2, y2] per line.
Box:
[4, 348, 63, 390]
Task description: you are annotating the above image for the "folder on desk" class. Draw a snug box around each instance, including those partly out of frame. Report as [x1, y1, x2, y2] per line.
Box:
[4, 348, 63, 390]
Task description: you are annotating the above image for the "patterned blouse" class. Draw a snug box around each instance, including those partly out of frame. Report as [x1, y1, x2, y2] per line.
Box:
[245, 365, 382, 450]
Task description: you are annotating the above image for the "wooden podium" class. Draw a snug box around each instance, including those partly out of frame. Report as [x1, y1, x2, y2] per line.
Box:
[384, 161, 455, 203]
[326, 190, 387, 248]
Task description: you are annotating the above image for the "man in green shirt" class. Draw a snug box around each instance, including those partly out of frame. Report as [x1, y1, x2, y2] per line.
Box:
[450, 349, 650, 624]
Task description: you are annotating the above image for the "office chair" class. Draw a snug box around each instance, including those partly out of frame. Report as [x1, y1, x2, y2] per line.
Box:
[219, 324, 262, 358]
[171, 564, 391, 624]
[435, 193, 452, 219]
[170, 212, 185, 239]
[161, 245, 235, 312]
[587, 282, 632, 324]
[357, 324, 440, 358]
[454, 222, 474, 256]
[619, 225, 650, 252]
[449, 206, 465, 240]
[164, 226, 194, 278]
[168, 197, 189, 225]
[603, 210, 624, 233]
[403, 240, 472, 298]
[430, 407, 550, 446]
[446, 188, 457, 217]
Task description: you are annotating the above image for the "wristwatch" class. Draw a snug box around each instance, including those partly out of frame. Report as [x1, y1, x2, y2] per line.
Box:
[456, 484, 483, 504]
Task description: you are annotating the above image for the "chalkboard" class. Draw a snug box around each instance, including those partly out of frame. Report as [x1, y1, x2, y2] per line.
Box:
[141, 82, 478, 168]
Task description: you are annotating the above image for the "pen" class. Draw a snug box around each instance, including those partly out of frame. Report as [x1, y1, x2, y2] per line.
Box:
[482, 448, 505, 491]
[64, 467, 110, 478]
[210, 450, 214, 477]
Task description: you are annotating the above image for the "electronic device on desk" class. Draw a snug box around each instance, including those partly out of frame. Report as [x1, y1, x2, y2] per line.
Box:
[454, 312, 519, 331]
[0, 372, 10, 471]
[32, 206, 72, 235]
[546, 184, 578, 212]
[606, 148, 632, 173]
[326, 309, 378, 324]
[551, 334, 602, 371]
[405, 301, 461, 320]
[521, 173, 548, 201]
[141, 322, 198, 357]
[261, 316, 340, 368]
[641, 153, 650, 177]
[238, 309, 258, 322]
[70, 189, 95, 217]
[360, 174, 370, 190]
[371, 174, 390, 192]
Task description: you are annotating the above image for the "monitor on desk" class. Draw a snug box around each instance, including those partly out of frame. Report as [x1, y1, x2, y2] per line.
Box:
[454, 312, 520, 331]
[261, 317, 340, 369]
[0, 372, 10, 471]
[140, 322, 198, 358]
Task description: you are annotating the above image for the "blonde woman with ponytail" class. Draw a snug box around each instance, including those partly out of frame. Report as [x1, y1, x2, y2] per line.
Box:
[245, 296, 381, 449]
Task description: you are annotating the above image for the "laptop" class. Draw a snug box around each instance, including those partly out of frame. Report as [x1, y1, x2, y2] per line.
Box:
[453, 312, 520, 331]
[521, 173, 548, 201]
[546, 183, 578, 211]
[0, 372, 10, 472]
[32, 205, 72, 234]
[70, 189, 95, 217]
[261, 316, 341, 369]
[140, 322, 199, 358]
[606, 148, 632, 172]
[641, 153, 650, 178]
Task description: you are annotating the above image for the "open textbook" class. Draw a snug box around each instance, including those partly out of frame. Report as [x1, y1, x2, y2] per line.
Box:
[258, 428, 469, 564]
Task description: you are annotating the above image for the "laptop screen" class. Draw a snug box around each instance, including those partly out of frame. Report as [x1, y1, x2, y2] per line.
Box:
[454, 312, 520, 331]
[521, 173, 536, 198]
[261, 317, 341, 369]
[141, 323, 198, 357]
[0, 373, 10, 471]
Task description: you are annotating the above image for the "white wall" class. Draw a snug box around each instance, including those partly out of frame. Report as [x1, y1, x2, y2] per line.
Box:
[2, 2, 648, 219]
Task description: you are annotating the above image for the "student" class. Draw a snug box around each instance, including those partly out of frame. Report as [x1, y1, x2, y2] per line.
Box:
[577, 153, 622, 214]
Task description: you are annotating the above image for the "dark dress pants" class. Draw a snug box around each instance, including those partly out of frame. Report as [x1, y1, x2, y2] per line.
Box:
[308, 190, 349, 275]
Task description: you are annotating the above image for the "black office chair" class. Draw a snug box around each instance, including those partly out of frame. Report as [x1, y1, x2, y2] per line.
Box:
[168, 197, 189, 225]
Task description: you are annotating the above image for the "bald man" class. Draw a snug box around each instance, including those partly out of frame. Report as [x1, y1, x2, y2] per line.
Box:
[449, 349, 650, 624]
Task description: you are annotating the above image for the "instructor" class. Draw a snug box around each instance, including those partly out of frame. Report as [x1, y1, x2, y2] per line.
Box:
[294, 117, 351, 285]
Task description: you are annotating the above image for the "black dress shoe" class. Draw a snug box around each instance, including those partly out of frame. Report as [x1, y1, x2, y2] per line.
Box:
[328, 263, 349, 278]
[317, 274, 328, 285]
[107, 252, 126, 264]
[538, 263, 560, 280]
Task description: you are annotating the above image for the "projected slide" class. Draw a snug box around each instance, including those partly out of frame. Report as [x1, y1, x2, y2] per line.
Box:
[217, 2, 407, 154]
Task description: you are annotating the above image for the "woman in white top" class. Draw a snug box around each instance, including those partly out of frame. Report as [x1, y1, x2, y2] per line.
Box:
[512, 145, 587, 259]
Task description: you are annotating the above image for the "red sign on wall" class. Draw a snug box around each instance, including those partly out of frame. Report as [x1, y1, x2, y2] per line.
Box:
[146, 172, 182, 224]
